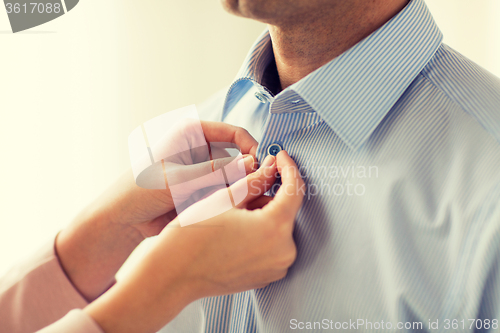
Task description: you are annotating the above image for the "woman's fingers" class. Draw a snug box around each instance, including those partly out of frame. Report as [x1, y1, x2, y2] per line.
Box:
[233, 155, 277, 208]
[262, 151, 305, 221]
[246, 195, 273, 210]
[201, 121, 259, 157]
[166, 154, 255, 187]
[213, 154, 256, 178]
[209, 146, 231, 159]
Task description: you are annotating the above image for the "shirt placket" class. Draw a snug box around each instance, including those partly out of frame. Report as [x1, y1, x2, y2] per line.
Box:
[254, 90, 323, 194]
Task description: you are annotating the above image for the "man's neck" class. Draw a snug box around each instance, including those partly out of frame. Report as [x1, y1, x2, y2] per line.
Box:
[268, 0, 409, 91]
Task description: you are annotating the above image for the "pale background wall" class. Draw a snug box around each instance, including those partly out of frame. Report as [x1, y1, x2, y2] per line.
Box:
[0, 0, 499, 277]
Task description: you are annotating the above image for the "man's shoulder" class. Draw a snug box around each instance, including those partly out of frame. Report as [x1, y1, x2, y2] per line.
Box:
[420, 44, 500, 143]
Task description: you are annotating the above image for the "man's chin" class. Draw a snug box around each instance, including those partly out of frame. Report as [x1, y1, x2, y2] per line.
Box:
[220, 0, 274, 20]
[220, 0, 243, 16]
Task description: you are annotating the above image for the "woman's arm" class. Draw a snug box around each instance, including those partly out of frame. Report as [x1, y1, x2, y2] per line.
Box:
[55, 196, 146, 302]
[0, 121, 257, 333]
[55, 121, 258, 302]
[85, 151, 304, 333]
[1, 151, 303, 333]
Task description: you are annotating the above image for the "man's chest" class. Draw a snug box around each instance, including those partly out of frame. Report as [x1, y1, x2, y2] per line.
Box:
[195, 86, 500, 324]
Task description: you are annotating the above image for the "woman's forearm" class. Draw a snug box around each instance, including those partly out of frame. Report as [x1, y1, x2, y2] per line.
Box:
[82, 241, 198, 333]
[55, 205, 144, 302]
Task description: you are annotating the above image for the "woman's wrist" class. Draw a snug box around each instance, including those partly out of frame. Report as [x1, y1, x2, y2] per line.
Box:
[83, 231, 200, 333]
[56, 205, 144, 302]
[84, 278, 196, 333]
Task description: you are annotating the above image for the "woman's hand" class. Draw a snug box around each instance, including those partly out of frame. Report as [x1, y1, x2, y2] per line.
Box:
[105, 120, 259, 238]
[55, 121, 258, 301]
[84, 151, 305, 333]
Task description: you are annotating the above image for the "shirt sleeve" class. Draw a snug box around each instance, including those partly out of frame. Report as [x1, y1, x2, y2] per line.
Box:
[0, 236, 96, 333]
[35, 309, 104, 333]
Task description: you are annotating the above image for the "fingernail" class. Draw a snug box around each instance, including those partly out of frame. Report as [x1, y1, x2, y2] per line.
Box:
[242, 154, 256, 173]
[260, 155, 276, 169]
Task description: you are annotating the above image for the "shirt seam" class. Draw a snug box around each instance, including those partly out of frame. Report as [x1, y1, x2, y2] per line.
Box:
[418, 71, 468, 117]
[418, 70, 500, 150]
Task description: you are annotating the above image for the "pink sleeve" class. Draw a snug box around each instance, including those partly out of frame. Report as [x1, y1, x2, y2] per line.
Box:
[0, 237, 102, 333]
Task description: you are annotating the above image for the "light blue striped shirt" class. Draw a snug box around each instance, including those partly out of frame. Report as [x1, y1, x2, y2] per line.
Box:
[161, 0, 500, 331]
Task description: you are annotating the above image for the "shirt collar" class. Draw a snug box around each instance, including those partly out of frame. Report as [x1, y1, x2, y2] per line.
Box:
[226, 0, 443, 150]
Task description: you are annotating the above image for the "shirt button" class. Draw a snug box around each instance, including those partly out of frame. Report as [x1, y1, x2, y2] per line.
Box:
[254, 92, 268, 104]
[267, 143, 282, 156]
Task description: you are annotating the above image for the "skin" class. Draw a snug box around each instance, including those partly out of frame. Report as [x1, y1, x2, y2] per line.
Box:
[84, 151, 305, 333]
[220, 0, 410, 90]
[55, 120, 304, 333]
[56, 121, 260, 301]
